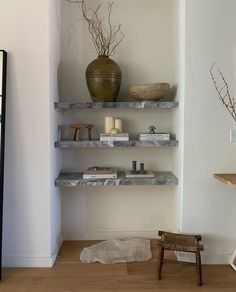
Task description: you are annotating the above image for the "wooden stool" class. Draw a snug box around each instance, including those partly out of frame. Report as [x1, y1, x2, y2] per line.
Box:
[157, 231, 204, 286]
[71, 124, 94, 141]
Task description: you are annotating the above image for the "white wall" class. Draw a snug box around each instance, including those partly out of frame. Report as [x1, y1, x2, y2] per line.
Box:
[181, 0, 236, 263]
[49, 0, 63, 262]
[60, 0, 180, 240]
[0, 0, 61, 267]
[172, 0, 186, 232]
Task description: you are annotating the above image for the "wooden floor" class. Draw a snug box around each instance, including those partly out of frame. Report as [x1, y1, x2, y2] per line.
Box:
[1, 241, 236, 292]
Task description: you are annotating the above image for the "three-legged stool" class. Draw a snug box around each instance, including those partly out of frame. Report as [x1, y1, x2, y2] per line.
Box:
[71, 124, 94, 141]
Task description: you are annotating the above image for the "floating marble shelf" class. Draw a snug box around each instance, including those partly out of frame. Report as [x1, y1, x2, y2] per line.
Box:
[54, 140, 179, 148]
[54, 101, 179, 110]
[55, 171, 178, 187]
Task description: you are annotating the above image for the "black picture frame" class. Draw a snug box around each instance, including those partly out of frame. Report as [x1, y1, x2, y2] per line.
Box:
[0, 50, 7, 280]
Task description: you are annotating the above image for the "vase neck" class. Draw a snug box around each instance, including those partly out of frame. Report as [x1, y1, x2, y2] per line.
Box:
[98, 55, 109, 58]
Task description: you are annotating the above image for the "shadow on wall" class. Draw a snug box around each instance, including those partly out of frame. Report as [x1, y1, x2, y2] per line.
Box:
[58, 61, 88, 102]
[179, 233, 236, 264]
[162, 85, 178, 101]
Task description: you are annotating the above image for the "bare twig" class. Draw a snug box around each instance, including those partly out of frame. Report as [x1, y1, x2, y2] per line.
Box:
[66, 0, 124, 56]
[210, 63, 236, 124]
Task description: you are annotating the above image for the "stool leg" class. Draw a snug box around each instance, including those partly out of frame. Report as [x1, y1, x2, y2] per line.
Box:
[88, 128, 92, 141]
[195, 250, 202, 286]
[157, 246, 164, 280]
[76, 128, 80, 141]
[73, 129, 77, 141]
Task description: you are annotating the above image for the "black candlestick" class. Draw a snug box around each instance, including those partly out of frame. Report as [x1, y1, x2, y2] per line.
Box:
[131, 161, 137, 174]
[139, 163, 146, 174]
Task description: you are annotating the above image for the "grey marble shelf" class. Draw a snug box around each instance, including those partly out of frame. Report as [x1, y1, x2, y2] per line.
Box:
[55, 171, 178, 187]
[54, 140, 179, 148]
[54, 101, 179, 110]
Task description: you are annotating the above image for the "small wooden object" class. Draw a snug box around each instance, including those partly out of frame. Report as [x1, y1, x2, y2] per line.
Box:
[71, 124, 94, 141]
[214, 173, 236, 189]
[157, 231, 204, 286]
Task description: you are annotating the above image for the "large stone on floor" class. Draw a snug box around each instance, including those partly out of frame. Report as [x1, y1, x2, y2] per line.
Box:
[80, 238, 152, 264]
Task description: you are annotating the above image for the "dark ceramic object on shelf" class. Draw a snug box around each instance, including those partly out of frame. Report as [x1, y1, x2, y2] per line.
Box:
[131, 161, 137, 174]
[139, 163, 146, 174]
[86, 55, 122, 102]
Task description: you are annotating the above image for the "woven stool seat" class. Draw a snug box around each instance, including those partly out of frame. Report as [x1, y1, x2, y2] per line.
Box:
[157, 232, 204, 252]
[156, 231, 204, 286]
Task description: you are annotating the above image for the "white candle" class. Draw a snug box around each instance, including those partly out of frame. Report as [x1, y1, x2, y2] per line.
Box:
[104, 117, 114, 133]
[115, 119, 122, 133]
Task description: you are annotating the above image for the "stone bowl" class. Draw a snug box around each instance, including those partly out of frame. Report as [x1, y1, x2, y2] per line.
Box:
[128, 83, 170, 101]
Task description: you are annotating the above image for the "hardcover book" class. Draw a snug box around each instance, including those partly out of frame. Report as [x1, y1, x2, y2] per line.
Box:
[139, 133, 170, 141]
[83, 167, 118, 179]
[100, 133, 129, 137]
[100, 137, 129, 141]
[100, 133, 129, 141]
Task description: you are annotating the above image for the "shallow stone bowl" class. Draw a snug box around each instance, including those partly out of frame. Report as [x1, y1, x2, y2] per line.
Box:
[128, 83, 170, 101]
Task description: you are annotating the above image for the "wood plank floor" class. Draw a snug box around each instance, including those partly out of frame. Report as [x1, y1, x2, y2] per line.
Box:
[1, 240, 236, 292]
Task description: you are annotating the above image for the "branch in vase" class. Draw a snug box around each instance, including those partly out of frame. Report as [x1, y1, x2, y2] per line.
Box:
[210, 63, 236, 124]
[66, 0, 124, 56]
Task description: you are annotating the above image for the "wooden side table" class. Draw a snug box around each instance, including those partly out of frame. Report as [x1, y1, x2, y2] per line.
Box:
[214, 173, 236, 272]
[214, 173, 236, 189]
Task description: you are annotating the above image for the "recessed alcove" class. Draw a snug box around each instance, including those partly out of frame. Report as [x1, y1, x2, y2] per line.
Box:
[58, 0, 182, 240]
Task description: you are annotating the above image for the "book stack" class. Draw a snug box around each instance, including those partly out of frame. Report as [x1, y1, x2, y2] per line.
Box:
[83, 167, 118, 179]
[139, 133, 170, 141]
[100, 133, 129, 141]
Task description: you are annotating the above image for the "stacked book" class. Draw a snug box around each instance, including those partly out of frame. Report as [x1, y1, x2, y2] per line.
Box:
[139, 133, 170, 141]
[100, 133, 129, 141]
[83, 167, 118, 179]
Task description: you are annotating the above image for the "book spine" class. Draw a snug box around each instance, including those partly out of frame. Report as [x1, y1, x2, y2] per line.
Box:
[83, 174, 117, 179]
[140, 137, 170, 141]
[100, 134, 129, 137]
[100, 137, 129, 141]
[140, 134, 170, 137]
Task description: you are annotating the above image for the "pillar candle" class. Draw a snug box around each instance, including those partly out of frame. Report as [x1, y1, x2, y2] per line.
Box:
[104, 117, 114, 133]
[115, 118, 123, 133]
[110, 128, 119, 134]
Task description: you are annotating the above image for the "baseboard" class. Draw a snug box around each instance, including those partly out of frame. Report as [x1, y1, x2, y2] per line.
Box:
[177, 251, 233, 265]
[2, 233, 64, 268]
[51, 233, 64, 266]
[2, 256, 55, 268]
[4, 231, 232, 266]
[63, 230, 160, 241]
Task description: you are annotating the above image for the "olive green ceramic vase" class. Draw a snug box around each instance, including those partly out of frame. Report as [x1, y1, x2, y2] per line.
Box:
[86, 55, 122, 102]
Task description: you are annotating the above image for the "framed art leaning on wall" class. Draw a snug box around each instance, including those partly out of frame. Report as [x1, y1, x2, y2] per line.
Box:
[0, 50, 7, 280]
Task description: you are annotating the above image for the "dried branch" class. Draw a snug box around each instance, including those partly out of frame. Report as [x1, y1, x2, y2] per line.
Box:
[66, 0, 124, 56]
[210, 63, 236, 124]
